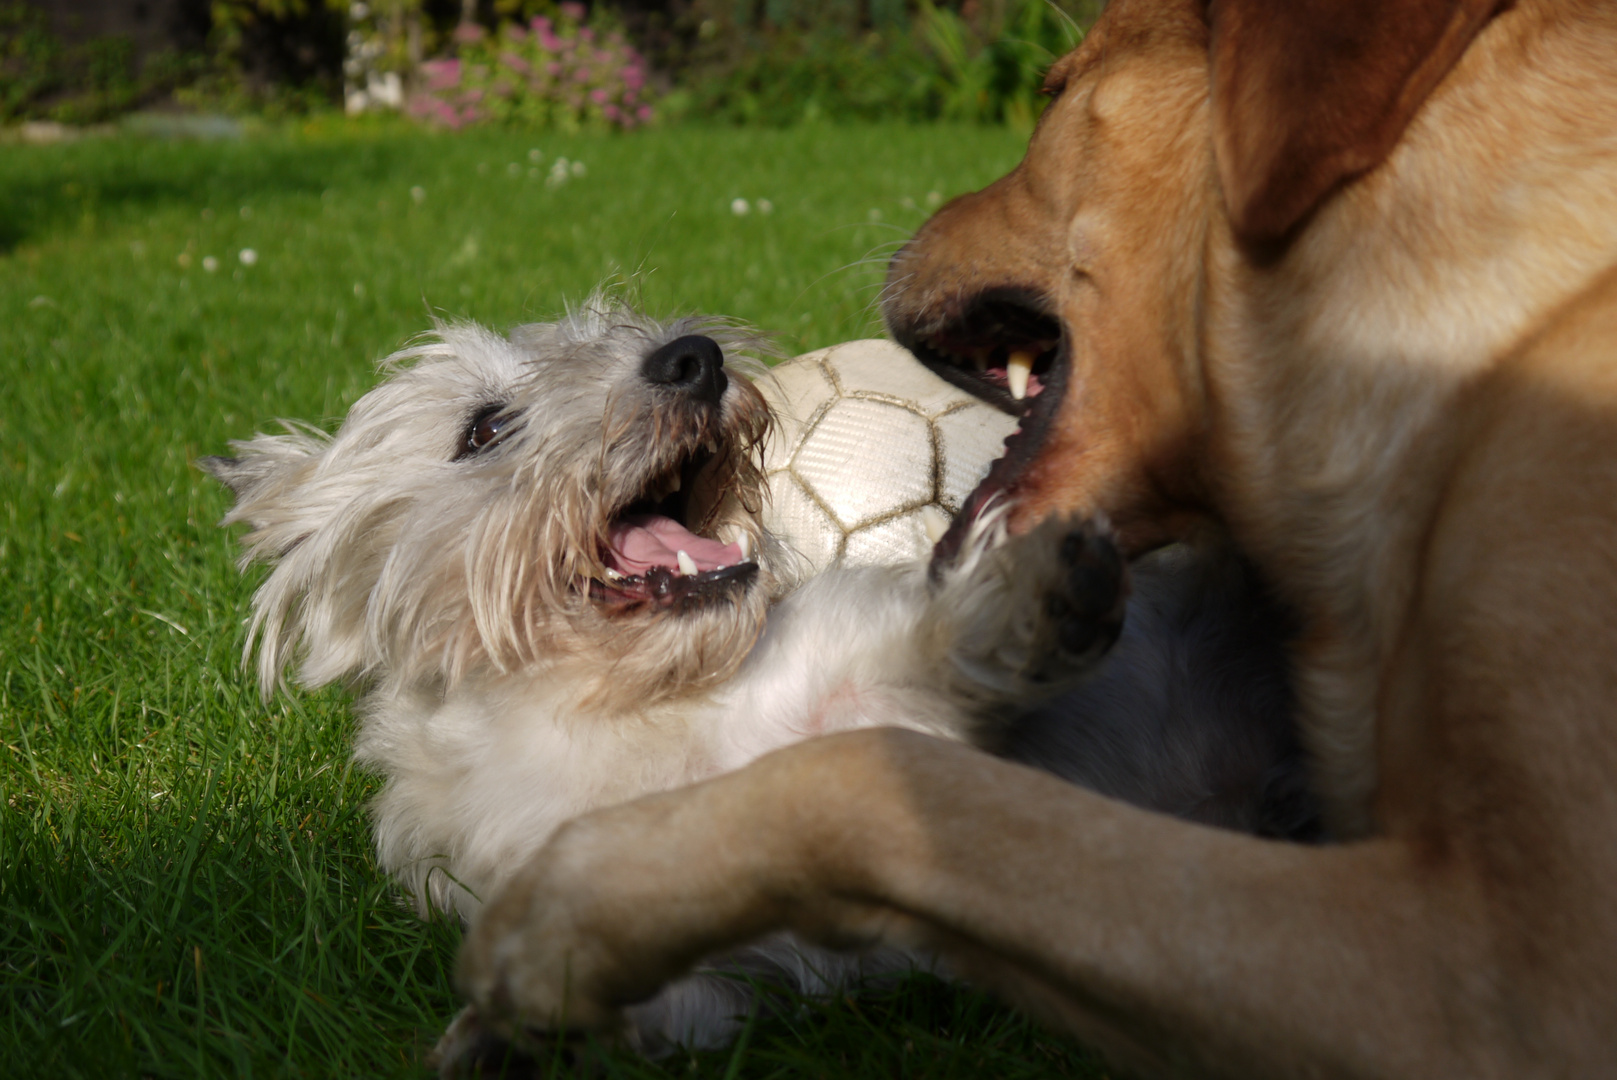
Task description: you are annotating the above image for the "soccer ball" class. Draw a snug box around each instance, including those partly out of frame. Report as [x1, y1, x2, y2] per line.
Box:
[754, 339, 1018, 575]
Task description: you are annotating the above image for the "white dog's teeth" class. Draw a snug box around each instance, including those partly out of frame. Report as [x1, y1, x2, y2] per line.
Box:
[920, 505, 951, 545]
[705, 440, 718, 455]
[736, 531, 752, 560]
[676, 550, 698, 576]
[604, 567, 627, 581]
[1006, 350, 1034, 400]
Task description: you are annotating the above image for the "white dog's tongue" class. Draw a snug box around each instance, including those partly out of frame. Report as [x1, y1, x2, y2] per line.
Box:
[607, 515, 744, 575]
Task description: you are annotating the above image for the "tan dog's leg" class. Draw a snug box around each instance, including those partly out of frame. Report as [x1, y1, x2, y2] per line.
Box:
[458, 731, 1448, 1077]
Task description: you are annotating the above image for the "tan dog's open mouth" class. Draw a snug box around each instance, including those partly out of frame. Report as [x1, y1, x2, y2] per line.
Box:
[893, 289, 1068, 564]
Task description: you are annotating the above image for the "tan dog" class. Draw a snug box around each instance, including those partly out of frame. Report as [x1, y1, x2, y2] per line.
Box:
[453, 0, 1617, 1073]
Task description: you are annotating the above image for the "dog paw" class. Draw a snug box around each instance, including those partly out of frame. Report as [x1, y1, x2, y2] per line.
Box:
[1037, 519, 1129, 672]
[431, 1004, 616, 1078]
[932, 513, 1126, 705]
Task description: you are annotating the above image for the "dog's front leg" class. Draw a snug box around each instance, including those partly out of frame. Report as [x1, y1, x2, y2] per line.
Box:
[456, 729, 1482, 1078]
[924, 513, 1128, 715]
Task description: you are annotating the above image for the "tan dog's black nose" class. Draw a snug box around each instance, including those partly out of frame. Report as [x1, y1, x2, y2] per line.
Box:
[642, 334, 728, 406]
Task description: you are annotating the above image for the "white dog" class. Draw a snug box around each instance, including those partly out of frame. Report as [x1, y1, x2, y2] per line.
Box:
[203, 300, 1127, 1057]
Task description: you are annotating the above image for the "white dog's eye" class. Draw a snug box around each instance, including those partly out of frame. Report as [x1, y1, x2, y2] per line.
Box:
[461, 405, 513, 458]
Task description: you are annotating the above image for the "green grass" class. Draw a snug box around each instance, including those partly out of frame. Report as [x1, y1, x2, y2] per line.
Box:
[0, 121, 1111, 1078]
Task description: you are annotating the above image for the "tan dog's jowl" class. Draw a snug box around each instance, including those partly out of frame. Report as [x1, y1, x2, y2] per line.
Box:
[455, 0, 1617, 1073]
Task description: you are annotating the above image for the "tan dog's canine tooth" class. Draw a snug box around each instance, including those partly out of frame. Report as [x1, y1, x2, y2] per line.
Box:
[1006, 351, 1034, 401]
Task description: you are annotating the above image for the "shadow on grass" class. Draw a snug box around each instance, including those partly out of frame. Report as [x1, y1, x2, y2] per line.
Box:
[0, 134, 430, 253]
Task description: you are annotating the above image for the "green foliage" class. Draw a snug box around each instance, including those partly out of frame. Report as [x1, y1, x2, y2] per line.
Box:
[0, 5, 213, 126]
[676, 0, 1098, 130]
[918, 0, 1090, 127]
[0, 3, 59, 122]
[684, 25, 938, 125]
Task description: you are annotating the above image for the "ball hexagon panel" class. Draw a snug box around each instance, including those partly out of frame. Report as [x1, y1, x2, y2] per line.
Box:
[842, 507, 952, 567]
[935, 402, 1018, 513]
[818, 339, 964, 418]
[753, 340, 1018, 575]
[763, 472, 843, 573]
[757, 356, 837, 468]
[790, 398, 933, 529]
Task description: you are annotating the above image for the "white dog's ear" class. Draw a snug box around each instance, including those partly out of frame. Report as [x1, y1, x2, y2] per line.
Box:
[200, 446, 294, 500]
[1208, 0, 1502, 248]
[199, 430, 328, 555]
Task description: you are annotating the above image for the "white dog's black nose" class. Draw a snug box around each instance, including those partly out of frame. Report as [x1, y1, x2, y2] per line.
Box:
[642, 335, 728, 406]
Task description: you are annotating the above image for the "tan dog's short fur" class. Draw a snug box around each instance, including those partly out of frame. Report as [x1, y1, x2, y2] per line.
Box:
[453, 0, 1617, 1074]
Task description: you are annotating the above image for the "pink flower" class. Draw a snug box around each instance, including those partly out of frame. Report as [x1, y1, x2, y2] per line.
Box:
[452, 21, 485, 43]
[547, 62, 563, 77]
[421, 58, 462, 91]
[462, 87, 485, 104]
[559, 2, 585, 20]
[589, 87, 609, 104]
[578, 27, 595, 43]
[501, 52, 531, 76]
[603, 103, 621, 120]
[621, 65, 644, 90]
[573, 67, 590, 83]
[636, 104, 653, 121]
[530, 16, 552, 33]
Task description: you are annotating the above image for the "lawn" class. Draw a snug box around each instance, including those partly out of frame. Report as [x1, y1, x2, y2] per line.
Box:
[0, 120, 1111, 1078]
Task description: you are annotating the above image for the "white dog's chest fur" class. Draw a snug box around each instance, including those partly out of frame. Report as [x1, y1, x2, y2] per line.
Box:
[358, 563, 967, 917]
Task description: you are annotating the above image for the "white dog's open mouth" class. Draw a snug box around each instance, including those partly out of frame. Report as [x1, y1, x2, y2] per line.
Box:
[591, 443, 759, 610]
[893, 289, 1068, 565]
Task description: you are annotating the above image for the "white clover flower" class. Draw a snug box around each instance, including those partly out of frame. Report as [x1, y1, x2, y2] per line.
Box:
[238, 248, 258, 266]
[756, 198, 774, 215]
[731, 198, 750, 216]
[528, 148, 543, 163]
[202, 256, 219, 273]
[410, 186, 426, 204]
[570, 160, 587, 178]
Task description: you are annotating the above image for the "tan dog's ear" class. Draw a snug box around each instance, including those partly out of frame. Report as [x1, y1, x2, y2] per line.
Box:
[1208, 0, 1501, 247]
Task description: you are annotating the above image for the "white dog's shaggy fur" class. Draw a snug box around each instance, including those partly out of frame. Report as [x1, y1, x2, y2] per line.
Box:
[203, 299, 1125, 1053]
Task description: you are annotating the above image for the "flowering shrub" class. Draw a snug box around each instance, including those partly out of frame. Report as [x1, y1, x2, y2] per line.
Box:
[409, 5, 654, 132]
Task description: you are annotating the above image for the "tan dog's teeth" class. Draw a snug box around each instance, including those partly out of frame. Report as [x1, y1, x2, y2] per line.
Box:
[1007, 350, 1034, 400]
[920, 505, 951, 545]
[676, 550, 698, 576]
[736, 531, 752, 560]
[604, 567, 627, 582]
[668, 472, 681, 493]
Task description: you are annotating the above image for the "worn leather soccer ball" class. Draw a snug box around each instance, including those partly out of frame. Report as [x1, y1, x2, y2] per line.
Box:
[756, 339, 1017, 574]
